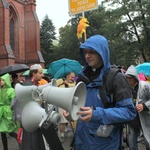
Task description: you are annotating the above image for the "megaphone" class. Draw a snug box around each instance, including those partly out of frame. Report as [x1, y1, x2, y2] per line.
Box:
[15, 80, 86, 132]
[42, 81, 86, 120]
[21, 101, 61, 132]
[15, 79, 57, 110]
[15, 79, 60, 132]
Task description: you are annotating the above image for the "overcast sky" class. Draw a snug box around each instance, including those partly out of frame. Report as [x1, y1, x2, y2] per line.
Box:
[36, 0, 101, 36]
[36, 0, 71, 36]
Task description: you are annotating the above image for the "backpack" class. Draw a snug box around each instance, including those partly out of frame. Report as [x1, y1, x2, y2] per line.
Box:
[99, 67, 121, 108]
[100, 67, 129, 149]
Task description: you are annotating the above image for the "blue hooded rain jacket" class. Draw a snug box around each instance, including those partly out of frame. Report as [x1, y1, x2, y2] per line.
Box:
[75, 35, 136, 150]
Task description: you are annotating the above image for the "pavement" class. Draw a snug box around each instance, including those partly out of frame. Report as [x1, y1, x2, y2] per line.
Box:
[0, 129, 74, 150]
[0, 129, 146, 150]
[0, 134, 20, 150]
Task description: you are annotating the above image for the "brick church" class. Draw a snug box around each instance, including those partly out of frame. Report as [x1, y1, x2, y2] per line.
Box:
[0, 0, 44, 68]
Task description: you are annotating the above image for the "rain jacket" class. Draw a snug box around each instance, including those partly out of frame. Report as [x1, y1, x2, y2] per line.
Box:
[75, 35, 136, 150]
[125, 65, 141, 129]
[137, 81, 150, 148]
[126, 65, 150, 148]
[0, 73, 18, 132]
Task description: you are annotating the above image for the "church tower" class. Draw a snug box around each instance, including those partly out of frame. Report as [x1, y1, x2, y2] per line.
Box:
[0, 0, 44, 67]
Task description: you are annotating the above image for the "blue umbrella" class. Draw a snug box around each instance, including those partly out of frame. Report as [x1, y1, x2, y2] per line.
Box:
[48, 58, 82, 79]
[136, 62, 150, 76]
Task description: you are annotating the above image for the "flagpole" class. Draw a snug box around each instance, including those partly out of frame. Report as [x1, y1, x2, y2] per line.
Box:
[82, 12, 87, 41]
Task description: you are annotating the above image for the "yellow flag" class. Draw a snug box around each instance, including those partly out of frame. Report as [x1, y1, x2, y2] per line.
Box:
[77, 17, 89, 39]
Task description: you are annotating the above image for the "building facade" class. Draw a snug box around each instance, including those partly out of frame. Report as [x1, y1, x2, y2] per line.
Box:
[0, 0, 44, 68]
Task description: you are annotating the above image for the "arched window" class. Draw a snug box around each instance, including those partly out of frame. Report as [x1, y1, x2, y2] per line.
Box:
[9, 6, 18, 57]
[10, 18, 14, 51]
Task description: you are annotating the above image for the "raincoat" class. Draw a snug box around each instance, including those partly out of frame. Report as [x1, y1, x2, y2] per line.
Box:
[137, 81, 150, 148]
[75, 35, 136, 150]
[0, 73, 18, 132]
[126, 65, 150, 148]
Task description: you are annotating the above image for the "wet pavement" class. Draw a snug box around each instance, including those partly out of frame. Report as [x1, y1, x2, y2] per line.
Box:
[0, 129, 146, 150]
[0, 129, 74, 150]
[0, 134, 20, 150]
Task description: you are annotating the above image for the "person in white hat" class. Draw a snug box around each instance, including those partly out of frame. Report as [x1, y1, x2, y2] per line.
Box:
[20, 64, 45, 150]
[21, 64, 64, 150]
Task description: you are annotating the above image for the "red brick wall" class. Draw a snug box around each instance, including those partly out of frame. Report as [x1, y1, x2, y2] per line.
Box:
[0, 0, 44, 69]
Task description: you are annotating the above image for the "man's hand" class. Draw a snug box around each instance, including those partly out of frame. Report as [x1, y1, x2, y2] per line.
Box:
[77, 107, 92, 122]
[63, 110, 70, 117]
[136, 104, 144, 112]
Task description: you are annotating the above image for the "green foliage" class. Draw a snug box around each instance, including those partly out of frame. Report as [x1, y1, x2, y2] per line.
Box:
[101, 0, 150, 65]
[39, 0, 150, 69]
[57, 21, 83, 64]
[40, 15, 56, 67]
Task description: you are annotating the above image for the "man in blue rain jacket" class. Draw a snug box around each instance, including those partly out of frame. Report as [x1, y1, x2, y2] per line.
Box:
[75, 35, 136, 150]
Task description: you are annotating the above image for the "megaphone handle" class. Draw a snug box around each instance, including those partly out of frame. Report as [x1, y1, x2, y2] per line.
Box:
[43, 100, 48, 113]
[41, 123, 64, 150]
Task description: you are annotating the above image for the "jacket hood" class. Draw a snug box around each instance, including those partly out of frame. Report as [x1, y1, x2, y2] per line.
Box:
[79, 35, 110, 86]
[0, 73, 11, 88]
[125, 65, 139, 81]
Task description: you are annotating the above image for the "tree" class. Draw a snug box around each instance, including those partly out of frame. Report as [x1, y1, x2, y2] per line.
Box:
[40, 15, 56, 67]
[57, 22, 82, 63]
[46, 1, 150, 68]
[102, 0, 150, 64]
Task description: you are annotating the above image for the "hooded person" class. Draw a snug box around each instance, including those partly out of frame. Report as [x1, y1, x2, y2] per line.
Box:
[125, 65, 143, 150]
[125, 65, 139, 81]
[135, 74, 150, 149]
[75, 35, 136, 150]
[125, 65, 139, 104]
[0, 73, 19, 150]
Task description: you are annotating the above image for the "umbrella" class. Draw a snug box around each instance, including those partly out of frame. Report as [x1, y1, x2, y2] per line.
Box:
[48, 58, 82, 79]
[138, 73, 146, 81]
[136, 62, 150, 76]
[21, 69, 48, 76]
[0, 64, 29, 76]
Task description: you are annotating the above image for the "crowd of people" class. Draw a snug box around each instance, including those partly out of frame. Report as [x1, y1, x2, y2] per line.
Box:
[0, 34, 150, 150]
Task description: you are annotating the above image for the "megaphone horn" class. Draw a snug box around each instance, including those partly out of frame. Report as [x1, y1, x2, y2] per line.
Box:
[42, 81, 86, 120]
[15, 79, 57, 111]
[21, 101, 61, 132]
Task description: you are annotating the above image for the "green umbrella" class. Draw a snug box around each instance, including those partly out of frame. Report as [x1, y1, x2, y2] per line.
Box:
[21, 69, 48, 76]
[48, 58, 82, 79]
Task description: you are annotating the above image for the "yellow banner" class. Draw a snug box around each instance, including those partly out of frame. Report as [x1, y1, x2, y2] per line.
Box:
[69, 0, 98, 15]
